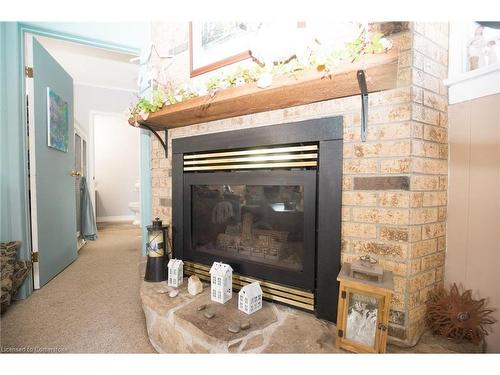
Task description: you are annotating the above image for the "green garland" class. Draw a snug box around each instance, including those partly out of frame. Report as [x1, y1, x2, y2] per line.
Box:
[129, 32, 392, 121]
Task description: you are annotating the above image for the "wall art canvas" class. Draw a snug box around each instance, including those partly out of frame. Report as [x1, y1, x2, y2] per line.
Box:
[345, 292, 379, 347]
[47, 87, 69, 153]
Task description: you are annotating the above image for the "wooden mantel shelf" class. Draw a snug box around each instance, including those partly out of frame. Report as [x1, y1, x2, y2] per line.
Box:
[140, 50, 399, 130]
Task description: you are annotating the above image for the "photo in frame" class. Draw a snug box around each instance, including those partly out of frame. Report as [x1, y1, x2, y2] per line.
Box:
[189, 22, 262, 77]
[46, 87, 69, 153]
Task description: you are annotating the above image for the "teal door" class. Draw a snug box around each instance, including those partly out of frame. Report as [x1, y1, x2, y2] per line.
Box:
[30, 38, 77, 288]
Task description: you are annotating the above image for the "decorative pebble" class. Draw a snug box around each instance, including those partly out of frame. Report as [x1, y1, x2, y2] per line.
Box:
[228, 322, 241, 334]
[188, 275, 204, 296]
[204, 311, 215, 319]
[197, 304, 207, 311]
[156, 290, 169, 294]
[240, 321, 251, 330]
[169, 290, 179, 298]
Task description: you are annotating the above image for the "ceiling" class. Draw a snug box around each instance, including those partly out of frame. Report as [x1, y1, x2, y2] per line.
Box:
[36, 35, 140, 91]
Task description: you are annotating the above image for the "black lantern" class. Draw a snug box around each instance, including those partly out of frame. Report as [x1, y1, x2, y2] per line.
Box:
[144, 217, 169, 282]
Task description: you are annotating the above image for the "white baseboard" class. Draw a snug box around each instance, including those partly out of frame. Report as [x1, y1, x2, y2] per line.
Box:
[96, 215, 134, 223]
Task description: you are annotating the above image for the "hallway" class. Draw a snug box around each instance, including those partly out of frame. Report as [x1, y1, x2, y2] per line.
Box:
[1, 224, 155, 353]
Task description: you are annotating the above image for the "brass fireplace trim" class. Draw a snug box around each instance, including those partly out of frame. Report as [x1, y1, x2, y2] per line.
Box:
[183, 144, 318, 172]
[184, 261, 315, 311]
[183, 153, 318, 165]
[183, 145, 318, 160]
[184, 161, 317, 171]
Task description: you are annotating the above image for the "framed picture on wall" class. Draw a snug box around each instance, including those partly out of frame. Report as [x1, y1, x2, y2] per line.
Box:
[46, 87, 69, 153]
[189, 22, 260, 77]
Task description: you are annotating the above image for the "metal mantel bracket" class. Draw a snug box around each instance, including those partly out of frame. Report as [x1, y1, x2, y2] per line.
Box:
[138, 120, 168, 157]
[357, 70, 369, 142]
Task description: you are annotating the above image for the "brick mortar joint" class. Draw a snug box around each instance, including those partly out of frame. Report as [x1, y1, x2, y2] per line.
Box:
[413, 29, 450, 52]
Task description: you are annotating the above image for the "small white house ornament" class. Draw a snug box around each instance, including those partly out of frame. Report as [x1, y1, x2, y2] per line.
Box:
[238, 282, 263, 315]
[167, 259, 184, 287]
[209, 262, 233, 304]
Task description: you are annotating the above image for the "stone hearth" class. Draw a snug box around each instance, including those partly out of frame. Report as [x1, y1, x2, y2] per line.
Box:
[140, 277, 484, 354]
[141, 279, 340, 353]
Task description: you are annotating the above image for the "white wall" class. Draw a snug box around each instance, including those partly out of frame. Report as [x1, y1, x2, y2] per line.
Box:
[446, 94, 500, 353]
[36, 35, 139, 92]
[74, 84, 136, 135]
[94, 113, 140, 220]
[73, 84, 138, 221]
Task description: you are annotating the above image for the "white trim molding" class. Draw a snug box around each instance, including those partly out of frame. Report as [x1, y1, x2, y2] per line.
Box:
[25, 32, 40, 290]
[446, 22, 500, 104]
[445, 63, 500, 104]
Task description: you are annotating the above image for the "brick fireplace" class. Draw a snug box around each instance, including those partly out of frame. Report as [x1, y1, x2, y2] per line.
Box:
[149, 22, 449, 346]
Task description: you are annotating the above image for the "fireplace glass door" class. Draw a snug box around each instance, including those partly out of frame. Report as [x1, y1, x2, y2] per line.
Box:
[183, 170, 316, 290]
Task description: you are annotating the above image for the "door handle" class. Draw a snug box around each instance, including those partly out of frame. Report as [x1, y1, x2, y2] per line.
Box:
[70, 170, 81, 177]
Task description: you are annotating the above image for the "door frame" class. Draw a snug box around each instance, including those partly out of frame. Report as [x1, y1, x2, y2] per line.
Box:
[24, 32, 40, 288]
[18, 23, 151, 296]
[74, 121, 88, 250]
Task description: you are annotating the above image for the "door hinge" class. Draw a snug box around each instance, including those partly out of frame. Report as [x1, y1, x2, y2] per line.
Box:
[25, 66, 33, 78]
[341, 290, 347, 299]
[337, 329, 344, 337]
[31, 251, 39, 263]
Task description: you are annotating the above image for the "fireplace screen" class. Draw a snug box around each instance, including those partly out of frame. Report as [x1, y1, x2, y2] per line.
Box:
[174, 118, 343, 318]
[191, 184, 305, 271]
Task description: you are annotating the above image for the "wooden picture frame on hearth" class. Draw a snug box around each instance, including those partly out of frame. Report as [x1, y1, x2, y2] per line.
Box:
[336, 262, 394, 353]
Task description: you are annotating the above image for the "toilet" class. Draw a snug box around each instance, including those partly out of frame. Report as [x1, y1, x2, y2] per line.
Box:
[129, 180, 140, 225]
[129, 201, 140, 225]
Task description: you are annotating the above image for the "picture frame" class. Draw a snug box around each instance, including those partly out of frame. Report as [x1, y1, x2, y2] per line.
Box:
[46, 87, 69, 153]
[189, 22, 255, 77]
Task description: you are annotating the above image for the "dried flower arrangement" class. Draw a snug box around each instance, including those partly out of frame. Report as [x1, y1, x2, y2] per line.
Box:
[425, 283, 496, 344]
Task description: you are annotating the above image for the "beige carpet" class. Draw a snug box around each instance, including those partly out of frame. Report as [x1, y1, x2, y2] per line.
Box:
[0, 223, 155, 353]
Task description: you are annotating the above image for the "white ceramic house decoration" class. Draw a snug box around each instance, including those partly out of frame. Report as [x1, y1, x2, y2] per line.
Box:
[238, 281, 263, 314]
[167, 259, 184, 287]
[209, 262, 233, 304]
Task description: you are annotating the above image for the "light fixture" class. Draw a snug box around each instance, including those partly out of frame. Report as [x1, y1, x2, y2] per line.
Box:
[144, 217, 169, 282]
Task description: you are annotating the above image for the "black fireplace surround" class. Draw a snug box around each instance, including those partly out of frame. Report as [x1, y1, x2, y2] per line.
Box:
[172, 116, 343, 321]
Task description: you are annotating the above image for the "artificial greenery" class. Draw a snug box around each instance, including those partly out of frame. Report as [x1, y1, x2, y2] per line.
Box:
[129, 31, 391, 121]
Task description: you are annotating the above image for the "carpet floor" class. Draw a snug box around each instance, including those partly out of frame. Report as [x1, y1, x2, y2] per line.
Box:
[0, 224, 155, 353]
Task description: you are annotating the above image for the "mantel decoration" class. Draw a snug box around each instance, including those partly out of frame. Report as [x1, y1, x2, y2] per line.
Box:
[425, 283, 496, 344]
[210, 261, 233, 304]
[336, 259, 394, 353]
[238, 281, 263, 315]
[350, 254, 384, 282]
[189, 22, 255, 77]
[144, 218, 169, 282]
[127, 23, 393, 125]
[167, 258, 184, 287]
